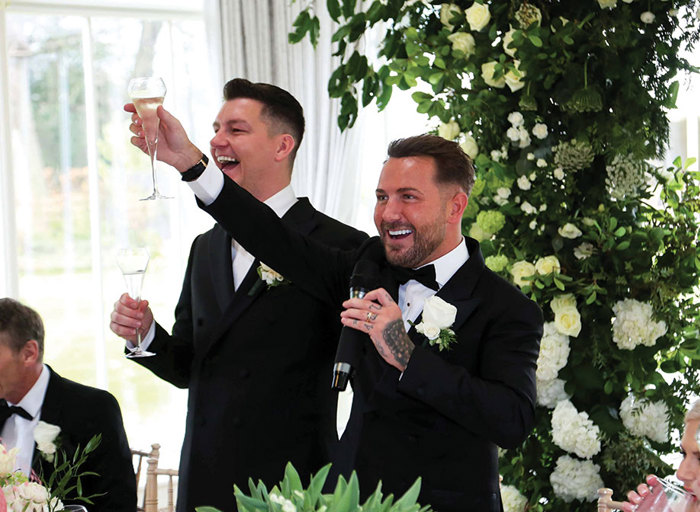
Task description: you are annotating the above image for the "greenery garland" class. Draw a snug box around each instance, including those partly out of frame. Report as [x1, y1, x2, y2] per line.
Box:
[292, 0, 700, 510]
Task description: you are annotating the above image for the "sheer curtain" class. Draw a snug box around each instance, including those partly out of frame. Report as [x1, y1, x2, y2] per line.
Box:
[209, 0, 365, 224]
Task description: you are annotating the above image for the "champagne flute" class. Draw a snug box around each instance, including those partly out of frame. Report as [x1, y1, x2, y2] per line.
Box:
[637, 477, 693, 511]
[116, 247, 154, 358]
[127, 77, 171, 200]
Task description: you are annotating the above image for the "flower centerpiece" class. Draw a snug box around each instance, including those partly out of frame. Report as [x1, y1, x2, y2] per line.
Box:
[195, 462, 431, 512]
[291, 0, 700, 509]
[1, 428, 102, 511]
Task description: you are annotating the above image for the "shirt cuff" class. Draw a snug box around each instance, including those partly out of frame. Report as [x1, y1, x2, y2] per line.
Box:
[186, 162, 224, 206]
[126, 321, 156, 351]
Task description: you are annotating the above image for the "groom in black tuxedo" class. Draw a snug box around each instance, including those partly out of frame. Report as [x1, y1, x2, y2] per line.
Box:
[0, 298, 136, 511]
[125, 111, 543, 510]
[111, 79, 367, 512]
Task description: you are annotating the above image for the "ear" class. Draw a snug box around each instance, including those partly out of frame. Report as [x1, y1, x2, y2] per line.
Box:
[20, 339, 41, 366]
[273, 134, 296, 162]
[446, 191, 469, 224]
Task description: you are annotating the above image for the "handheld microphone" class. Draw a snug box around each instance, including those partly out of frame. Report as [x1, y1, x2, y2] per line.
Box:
[331, 259, 380, 391]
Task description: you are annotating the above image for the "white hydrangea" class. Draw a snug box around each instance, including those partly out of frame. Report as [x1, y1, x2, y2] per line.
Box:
[536, 378, 571, 408]
[619, 395, 669, 443]
[550, 455, 604, 503]
[501, 484, 528, 512]
[612, 298, 667, 350]
[551, 400, 601, 459]
[536, 322, 570, 380]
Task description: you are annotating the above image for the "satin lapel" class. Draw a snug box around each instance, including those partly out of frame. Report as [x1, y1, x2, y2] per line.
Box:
[199, 199, 321, 355]
[209, 224, 235, 310]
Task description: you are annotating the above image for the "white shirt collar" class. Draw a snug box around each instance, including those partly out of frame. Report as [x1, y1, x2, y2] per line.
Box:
[418, 237, 469, 288]
[11, 364, 49, 419]
[263, 183, 297, 218]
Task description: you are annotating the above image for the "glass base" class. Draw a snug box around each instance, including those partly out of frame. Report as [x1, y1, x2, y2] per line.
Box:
[126, 348, 156, 358]
[140, 191, 172, 200]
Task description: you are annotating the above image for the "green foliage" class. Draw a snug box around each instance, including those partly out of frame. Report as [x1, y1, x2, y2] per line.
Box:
[291, 0, 700, 510]
[42, 434, 104, 511]
[195, 462, 431, 512]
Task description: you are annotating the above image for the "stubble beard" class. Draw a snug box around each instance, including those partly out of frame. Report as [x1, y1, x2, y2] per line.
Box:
[381, 220, 445, 268]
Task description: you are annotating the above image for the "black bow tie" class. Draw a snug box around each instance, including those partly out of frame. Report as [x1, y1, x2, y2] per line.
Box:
[391, 264, 439, 291]
[0, 400, 33, 422]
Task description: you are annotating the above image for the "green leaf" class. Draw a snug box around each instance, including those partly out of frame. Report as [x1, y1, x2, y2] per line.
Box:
[665, 80, 679, 108]
[394, 477, 422, 507]
[586, 291, 597, 305]
[614, 227, 626, 237]
[528, 34, 543, 47]
[553, 277, 565, 291]
[342, 0, 357, 18]
[327, 0, 341, 21]
[195, 508, 223, 512]
[616, 240, 630, 251]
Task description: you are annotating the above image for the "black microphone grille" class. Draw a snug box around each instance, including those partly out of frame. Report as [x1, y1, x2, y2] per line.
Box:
[349, 259, 380, 290]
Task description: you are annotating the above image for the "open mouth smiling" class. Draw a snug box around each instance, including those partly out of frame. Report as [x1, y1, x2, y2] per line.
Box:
[217, 155, 240, 170]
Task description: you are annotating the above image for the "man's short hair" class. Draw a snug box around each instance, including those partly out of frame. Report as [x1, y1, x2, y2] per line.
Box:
[223, 78, 305, 162]
[0, 298, 44, 357]
[387, 134, 475, 196]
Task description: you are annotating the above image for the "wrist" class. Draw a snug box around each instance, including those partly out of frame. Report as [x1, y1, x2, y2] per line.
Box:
[181, 154, 209, 182]
[174, 146, 207, 173]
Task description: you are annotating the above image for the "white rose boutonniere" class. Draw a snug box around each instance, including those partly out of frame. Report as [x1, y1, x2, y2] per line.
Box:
[33, 420, 61, 462]
[257, 262, 290, 289]
[415, 296, 458, 351]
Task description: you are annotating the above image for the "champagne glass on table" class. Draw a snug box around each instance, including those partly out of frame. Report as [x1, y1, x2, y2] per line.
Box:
[127, 77, 170, 200]
[116, 247, 154, 358]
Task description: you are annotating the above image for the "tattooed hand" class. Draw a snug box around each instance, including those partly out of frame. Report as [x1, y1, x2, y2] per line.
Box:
[340, 287, 414, 371]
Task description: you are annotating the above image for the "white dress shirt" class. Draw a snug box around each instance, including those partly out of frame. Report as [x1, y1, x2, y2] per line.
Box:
[1, 364, 50, 475]
[133, 163, 297, 351]
[398, 240, 469, 331]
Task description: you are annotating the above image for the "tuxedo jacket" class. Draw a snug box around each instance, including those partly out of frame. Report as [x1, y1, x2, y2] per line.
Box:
[133, 197, 367, 512]
[200, 178, 543, 512]
[30, 367, 136, 511]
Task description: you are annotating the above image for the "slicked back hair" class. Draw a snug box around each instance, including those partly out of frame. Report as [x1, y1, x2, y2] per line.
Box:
[0, 298, 44, 359]
[387, 134, 475, 196]
[223, 78, 305, 163]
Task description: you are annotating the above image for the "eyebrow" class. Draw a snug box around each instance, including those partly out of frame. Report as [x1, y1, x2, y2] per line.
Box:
[212, 119, 250, 130]
[375, 187, 422, 194]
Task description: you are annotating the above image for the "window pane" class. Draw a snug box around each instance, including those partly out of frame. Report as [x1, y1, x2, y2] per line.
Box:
[7, 11, 217, 468]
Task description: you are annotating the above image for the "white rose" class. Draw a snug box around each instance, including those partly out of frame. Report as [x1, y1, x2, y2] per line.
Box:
[259, 263, 284, 285]
[517, 175, 531, 190]
[536, 158, 547, 168]
[417, 323, 441, 340]
[34, 421, 61, 459]
[551, 293, 577, 314]
[554, 306, 582, 337]
[0, 445, 19, 474]
[518, 128, 531, 148]
[460, 134, 479, 159]
[640, 11, 655, 23]
[553, 167, 565, 180]
[558, 223, 582, 239]
[506, 127, 520, 141]
[529, 220, 537, 230]
[597, 0, 617, 8]
[503, 27, 517, 57]
[421, 295, 457, 329]
[526, 152, 535, 161]
[539, 203, 547, 211]
[504, 61, 526, 92]
[438, 119, 460, 140]
[507, 111, 524, 127]
[532, 123, 548, 139]
[465, 2, 490, 31]
[510, 261, 536, 287]
[496, 187, 511, 199]
[482, 61, 506, 88]
[440, 3, 462, 30]
[574, 242, 595, 260]
[520, 201, 536, 215]
[535, 255, 561, 275]
[447, 32, 476, 57]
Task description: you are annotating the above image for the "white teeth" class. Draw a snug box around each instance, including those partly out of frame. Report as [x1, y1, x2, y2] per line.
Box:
[217, 156, 239, 164]
[389, 229, 412, 236]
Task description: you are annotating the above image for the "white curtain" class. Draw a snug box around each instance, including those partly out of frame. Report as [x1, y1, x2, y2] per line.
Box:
[208, 0, 366, 225]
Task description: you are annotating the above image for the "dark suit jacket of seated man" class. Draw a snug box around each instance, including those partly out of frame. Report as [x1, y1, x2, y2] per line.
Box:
[0, 298, 136, 511]
[181, 135, 544, 512]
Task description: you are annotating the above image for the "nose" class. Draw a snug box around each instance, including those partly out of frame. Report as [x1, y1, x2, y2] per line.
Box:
[676, 456, 693, 485]
[381, 197, 402, 222]
[210, 130, 226, 149]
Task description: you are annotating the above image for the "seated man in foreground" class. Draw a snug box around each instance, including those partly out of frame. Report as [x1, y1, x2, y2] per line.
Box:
[0, 298, 136, 511]
[126, 102, 543, 512]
